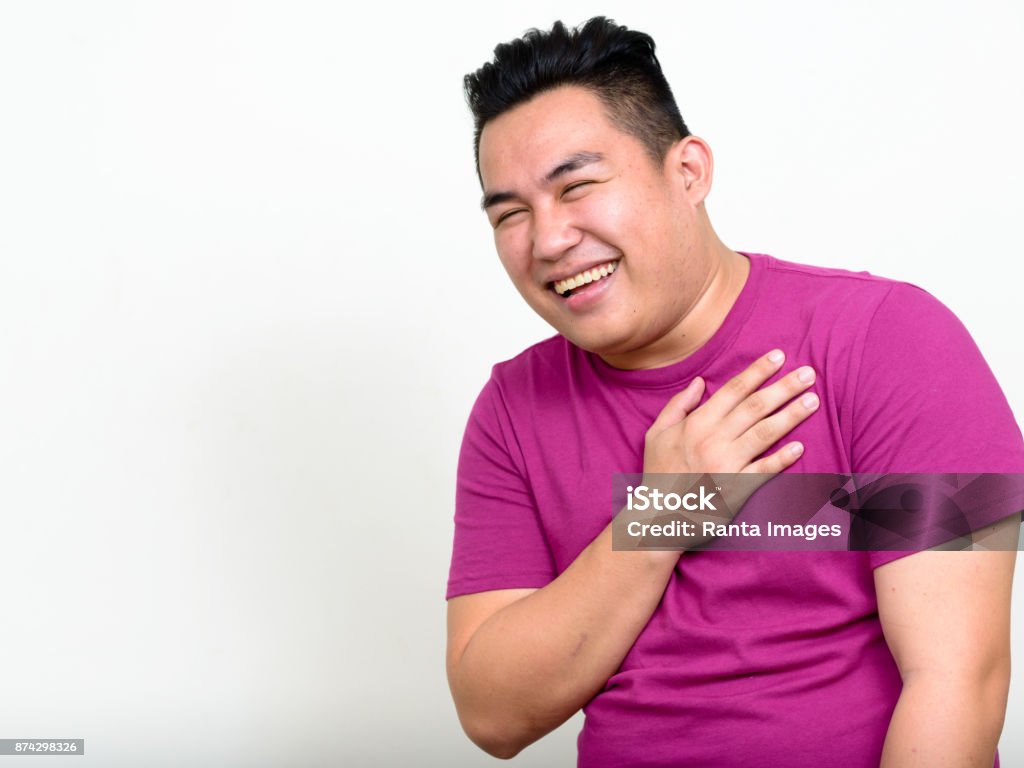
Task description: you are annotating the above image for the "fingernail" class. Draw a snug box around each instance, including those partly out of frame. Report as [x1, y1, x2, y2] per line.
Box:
[768, 349, 784, 363]
[802, 393, 819, 409]
[789, 442, 804, 456]
[798, 366, 815, 383]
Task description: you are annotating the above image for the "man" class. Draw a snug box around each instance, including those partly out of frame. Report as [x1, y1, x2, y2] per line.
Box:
[445, 17, 1021, 767]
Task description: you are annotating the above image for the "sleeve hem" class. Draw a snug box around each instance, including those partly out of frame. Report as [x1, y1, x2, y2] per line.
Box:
[445, 572, 554, 601]
[867, 549, 919, 570]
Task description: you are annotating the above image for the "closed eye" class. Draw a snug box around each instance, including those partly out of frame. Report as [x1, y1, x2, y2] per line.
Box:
[495, 208, 528, 226]
[561, 181, 594, 197]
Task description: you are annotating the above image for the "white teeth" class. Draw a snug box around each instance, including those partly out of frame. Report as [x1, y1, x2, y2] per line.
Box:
[553, 260, 620, 296]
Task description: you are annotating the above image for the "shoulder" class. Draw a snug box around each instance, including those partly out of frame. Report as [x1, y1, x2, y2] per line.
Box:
[759, 251, 983, 372]
[487, 334, 584, 404]
[754, 252, 957, 342]
[758, 252, 905, 304]
[491, 334, 571, 379]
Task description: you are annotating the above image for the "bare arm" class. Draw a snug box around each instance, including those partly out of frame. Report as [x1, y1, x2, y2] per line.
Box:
[446, 350, 820, 758]
[447, 531, 678, 759]
[877, 515, 1019, 767]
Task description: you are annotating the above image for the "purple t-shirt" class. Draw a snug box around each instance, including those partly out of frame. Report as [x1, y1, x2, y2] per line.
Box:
[447, 253, 1024, 767]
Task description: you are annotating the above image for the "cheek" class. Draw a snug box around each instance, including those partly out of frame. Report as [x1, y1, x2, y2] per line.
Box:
[495, 234, 533, 284]
[580, 184, 666, 248]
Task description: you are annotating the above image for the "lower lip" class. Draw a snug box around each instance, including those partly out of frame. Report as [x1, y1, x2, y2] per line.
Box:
[562, 267, 618, 312]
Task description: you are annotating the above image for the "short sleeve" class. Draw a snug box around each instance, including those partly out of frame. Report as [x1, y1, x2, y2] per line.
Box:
[849, 282, 1024, 568]
[446, 375, 557, 599]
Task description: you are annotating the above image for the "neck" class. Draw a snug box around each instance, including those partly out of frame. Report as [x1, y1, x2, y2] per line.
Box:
[599, 243, 751, 371]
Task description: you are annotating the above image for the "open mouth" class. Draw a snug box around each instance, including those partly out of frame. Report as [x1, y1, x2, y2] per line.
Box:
[551, 260, 619, 298]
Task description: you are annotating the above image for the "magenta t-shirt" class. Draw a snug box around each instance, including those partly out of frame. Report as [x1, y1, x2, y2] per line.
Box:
[447, 253, 1024, 767]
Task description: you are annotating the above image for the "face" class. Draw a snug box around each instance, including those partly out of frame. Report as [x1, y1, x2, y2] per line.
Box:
[477, 85, 713, 367]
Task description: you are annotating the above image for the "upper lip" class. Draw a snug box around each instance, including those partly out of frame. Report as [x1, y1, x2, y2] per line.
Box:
[544, 258, 621, 286]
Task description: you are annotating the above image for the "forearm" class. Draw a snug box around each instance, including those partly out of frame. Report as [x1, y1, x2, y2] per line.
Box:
[880, 670, 1010, 768]
[448, 521, 678, 758]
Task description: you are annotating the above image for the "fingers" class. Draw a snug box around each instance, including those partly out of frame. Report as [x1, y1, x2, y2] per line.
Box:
[721, 364, 817, 439]
[743, 441, 805, 474]
[737, 389, 819, 461]
[647, 377, 705, 435]
[701, 349, 786, 421]
[643, 349, 818, 477]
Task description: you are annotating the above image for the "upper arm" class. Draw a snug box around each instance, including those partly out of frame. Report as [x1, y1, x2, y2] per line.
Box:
[447, 376, 556, 600]
[851, 282, 1024, 475]
[854, 285, 1021, 679]
[875, 544, 1016, 682]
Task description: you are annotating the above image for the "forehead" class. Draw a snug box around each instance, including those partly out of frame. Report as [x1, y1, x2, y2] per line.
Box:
[478, 86, 632, 188]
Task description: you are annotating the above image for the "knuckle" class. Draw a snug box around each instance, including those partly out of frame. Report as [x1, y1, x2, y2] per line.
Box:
[743, 393, 768, 417]
[752, 422, 776, 444]
[725, 376, 748, 396]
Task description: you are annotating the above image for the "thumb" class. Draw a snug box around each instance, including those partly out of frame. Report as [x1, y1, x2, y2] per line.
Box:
[649, 376, 705, 434]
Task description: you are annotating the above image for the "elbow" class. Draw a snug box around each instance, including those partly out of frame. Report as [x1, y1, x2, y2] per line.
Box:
[446, 649, 567, 758]
[457, 710, 531, 760]
[449, 675, 542, 760]
[471, 732, 527, 761]
[447, 662, 526, 757]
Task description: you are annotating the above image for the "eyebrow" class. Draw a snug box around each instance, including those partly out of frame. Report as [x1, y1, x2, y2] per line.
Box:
[481, 151, 605, 210]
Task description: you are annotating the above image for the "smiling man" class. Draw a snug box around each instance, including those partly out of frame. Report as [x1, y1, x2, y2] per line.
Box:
[477, 82, 750, 371]
[445, 17, 1022, 768]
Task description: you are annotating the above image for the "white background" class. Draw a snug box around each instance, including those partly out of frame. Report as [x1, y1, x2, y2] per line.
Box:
[0, 1, 1021, 766]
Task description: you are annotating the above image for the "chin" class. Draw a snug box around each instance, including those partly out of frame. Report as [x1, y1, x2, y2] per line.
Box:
[557, 325, 633, 356]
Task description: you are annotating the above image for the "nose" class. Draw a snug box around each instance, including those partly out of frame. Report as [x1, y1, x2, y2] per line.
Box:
[531, 204, 582, 262]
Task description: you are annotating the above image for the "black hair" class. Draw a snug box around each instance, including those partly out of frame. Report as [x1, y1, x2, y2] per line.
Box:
[464, 16, 690, 174]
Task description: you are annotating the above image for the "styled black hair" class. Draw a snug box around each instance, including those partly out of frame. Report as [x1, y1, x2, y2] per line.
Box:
[464, 16, 690, 174]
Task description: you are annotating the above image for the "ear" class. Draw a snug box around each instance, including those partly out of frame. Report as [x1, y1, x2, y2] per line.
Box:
[664, 136, 714, 205]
